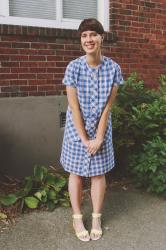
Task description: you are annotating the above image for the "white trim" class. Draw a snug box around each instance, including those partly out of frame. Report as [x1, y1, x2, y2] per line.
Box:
[97, 0, 109, 32]
[0, 0, 109, 31]
[0, 0, 9, 17]
[0, 16, 82, 29]
[56, 0, 62, 22]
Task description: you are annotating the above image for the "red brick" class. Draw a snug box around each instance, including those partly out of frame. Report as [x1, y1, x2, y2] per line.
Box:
[38, 85, 55, 91]
[19, 74, 36, 79]
[0, 74, 18, 79]
[31, 43, 48, 49]
[10, 55, 29, 61]
[20, 86, 37, 91]
[0, 68, 10, 73]
[29, 55, 46, 61]
[11, 68, 28, 73]
[0, 80, 10, 86]
[29, 79, 47, 85]
[1, 86, 20, 92]
[20, 62, 38, 67]
[29, 68, 47, 73]
[0, 48, 19, 54]
[37, 74, 53, 80]
[0, 55, 10, 61]
[2, 62, 20, 67]
[47, 44, 64, 50]
[12, 42, 30, 48]
[56, 61, 68, 67]
[37, 62, 55, 67]
[0, 42, 12, 47]
[36, 49, 55, 55]
[47, 56, 62, 61]
[19, 49, 38, 55]
[10, 80, 28, 85]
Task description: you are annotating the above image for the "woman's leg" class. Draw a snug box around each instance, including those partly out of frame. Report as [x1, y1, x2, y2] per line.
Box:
[68, 173, 90, 240]
[90, 175, 106, 238]
[90, 174, 106, 213]
[68, 173, 83, 214]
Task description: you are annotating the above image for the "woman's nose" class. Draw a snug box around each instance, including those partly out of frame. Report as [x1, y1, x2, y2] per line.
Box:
[86, 35, 92, 42]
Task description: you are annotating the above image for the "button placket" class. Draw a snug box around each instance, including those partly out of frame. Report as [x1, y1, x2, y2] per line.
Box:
[88, 68, 99, 140]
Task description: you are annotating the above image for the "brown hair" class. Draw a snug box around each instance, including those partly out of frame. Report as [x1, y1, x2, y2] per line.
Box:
[78, 18, 104, 36]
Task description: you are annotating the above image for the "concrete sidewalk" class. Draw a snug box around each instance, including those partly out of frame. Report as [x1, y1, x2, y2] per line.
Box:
[0, 185, 166, 250]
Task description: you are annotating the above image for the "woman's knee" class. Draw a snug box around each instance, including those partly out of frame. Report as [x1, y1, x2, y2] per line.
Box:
[91, 175, 106, 184]
[69, 173, 83, 184]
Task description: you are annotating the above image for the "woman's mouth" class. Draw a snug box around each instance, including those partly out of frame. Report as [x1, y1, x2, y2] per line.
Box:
[85, 44, 95, 49]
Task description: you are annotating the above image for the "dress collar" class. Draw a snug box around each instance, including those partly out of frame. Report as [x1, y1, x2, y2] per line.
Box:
[82, 55, 105, 71]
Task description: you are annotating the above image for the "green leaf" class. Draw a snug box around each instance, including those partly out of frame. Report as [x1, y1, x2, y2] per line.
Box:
[24, 196, 39, 209]
[55, 176, 67, 188]
[45, 173, 56, 186]
[24, 176, 33, 194]
[48, 189, 57, 200]
[59, 198, 70, 207]
[34, 165, 48, 182]
[47, 201, 57, 211]
[34, 191, 42, 201]
[34, 190, 47, 201]
[0, 212, 7, 220]
[0, 194, 18, 206]
[15, 189, 28, 199]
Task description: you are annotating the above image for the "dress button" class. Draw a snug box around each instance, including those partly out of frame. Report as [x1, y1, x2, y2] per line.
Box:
[92, 73, 97, 79]
[91, 107, 96, 112]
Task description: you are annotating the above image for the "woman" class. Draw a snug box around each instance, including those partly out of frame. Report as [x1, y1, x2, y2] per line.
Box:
[60, 18, 123, 242]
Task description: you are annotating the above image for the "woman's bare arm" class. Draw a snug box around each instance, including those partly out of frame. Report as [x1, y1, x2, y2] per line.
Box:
[66, 86, 89, 146]
[96, 85, 118, 141]
[88, 85, 119, 155]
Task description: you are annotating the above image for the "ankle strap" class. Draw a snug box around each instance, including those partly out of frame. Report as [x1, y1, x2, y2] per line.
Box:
[92, 213, 102, 218]
[72, 214, 83, 219]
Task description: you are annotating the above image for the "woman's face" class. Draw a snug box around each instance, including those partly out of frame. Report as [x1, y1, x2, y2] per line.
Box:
[81, 30, 103, 55]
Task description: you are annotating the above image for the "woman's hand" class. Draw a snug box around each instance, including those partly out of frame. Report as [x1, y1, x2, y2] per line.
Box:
[87, 138, 103, 155]
[82, 138, 90, 148]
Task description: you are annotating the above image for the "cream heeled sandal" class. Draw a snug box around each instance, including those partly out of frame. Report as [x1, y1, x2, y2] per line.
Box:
[90, 213, 102, 241]
[72, 214, 90, 242]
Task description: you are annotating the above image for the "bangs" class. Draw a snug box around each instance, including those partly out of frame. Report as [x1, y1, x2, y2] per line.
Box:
[78, 18, 104, 35]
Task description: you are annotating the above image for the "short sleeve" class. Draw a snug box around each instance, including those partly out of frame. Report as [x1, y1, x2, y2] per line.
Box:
[62, 61, 76, 88]
[113, 63, 124, 86]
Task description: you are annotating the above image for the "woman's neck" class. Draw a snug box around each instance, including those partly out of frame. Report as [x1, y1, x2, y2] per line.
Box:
[86, 52, 102, 68]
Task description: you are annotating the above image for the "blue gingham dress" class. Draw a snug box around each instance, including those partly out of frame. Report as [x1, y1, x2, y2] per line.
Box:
[60, 55, 123, 177]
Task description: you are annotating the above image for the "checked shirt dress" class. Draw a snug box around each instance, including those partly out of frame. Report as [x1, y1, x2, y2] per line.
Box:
[60, 55, 123, 177]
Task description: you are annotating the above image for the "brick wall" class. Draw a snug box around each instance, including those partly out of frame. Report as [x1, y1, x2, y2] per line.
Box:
[0, 0, 165, 97]
[109, 0, 166, 87]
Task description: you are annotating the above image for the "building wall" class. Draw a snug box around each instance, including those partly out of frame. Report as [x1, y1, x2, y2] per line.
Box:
[109, 0, 166, 87]
[0, 0, 165, 177]
[0, 0, 165, 98]
[0, 96, 67, 177]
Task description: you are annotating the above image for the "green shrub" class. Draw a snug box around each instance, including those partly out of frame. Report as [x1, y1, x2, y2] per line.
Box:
[0, 165, 70, 211]
[112, 73, 160, 153]
[112, 73, 166, 194]
[128, 137, 166, 194]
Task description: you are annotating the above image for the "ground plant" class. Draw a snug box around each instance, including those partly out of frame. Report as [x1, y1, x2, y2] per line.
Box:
[0, 165, 70, 212]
